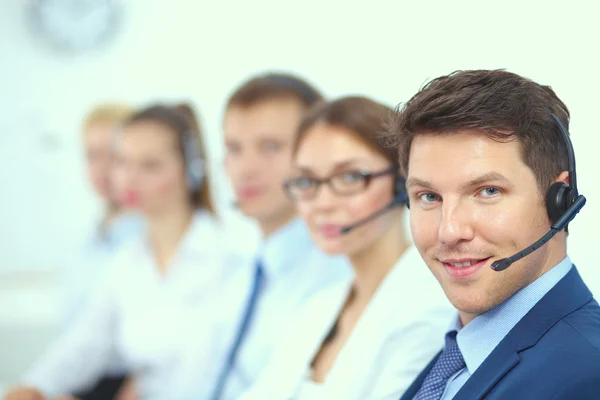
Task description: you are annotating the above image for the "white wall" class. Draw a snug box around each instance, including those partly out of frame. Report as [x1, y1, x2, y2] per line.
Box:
[2, 0, 599, 271]
[1, 0, 599, 380]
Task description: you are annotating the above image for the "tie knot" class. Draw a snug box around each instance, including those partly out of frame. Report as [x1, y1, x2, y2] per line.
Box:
[444, 330, 459, 350]
[440, 330, 465, 376]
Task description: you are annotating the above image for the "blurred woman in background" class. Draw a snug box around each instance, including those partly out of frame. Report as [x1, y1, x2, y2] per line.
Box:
[82, 103, 133, 228]
[4, 104, 247, 400]
[61, 103, 143, 325]
[242, 97, 454, 399]
[58, 103, 144, 400]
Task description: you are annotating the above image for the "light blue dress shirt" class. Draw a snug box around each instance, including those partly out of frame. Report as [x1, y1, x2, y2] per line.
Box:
[440, 256, 573, 399]
[219, 217, 351, 399]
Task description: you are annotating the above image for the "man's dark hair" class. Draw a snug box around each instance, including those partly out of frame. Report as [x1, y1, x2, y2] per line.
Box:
[226, 72, 323, 110]
[388, 69, 570, 193]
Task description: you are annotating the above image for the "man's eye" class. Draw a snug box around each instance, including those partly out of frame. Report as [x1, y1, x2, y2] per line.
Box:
[225, 143, 241, 155]
[479, 187, 501, 198]
[262, 141, 282, 153]
[419, 193, 440, 202]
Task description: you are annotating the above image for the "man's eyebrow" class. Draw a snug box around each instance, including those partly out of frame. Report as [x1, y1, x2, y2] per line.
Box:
[406, 172, 511, 191]
[405, 177, 434, 190]
[460, 172, 511, 191]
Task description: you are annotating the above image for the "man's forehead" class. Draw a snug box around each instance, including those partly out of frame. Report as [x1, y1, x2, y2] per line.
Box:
[224, 127, 296, 143]
[406, 132, 525, 185]
[409, 132, 521, 162]
[226, 99, 303, 121]
[224, 109, 301, 140]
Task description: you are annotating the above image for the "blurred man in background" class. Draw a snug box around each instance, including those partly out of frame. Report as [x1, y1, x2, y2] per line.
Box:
[211, 73, 351, 399]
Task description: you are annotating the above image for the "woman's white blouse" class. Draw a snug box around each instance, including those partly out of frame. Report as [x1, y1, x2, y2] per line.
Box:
[59, 212, 144, 327]
[241, 245, 455, 400]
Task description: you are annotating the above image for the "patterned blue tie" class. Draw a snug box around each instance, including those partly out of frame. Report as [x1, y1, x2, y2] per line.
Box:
[211, 259, 265, 400]
[414, 331, 466, 400]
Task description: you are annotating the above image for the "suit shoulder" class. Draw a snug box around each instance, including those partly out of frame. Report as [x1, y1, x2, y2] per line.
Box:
[548, 366, 600, 399]
[560, 298, 600, 355]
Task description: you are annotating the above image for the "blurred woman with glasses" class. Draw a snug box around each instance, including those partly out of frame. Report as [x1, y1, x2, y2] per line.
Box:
[241, 96, 454, 400]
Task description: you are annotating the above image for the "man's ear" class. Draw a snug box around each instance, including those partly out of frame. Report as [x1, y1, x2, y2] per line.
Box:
[555, 170, 569, 185]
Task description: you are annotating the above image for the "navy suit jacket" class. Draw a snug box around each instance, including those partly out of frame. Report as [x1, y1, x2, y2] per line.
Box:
[400, 266, 600, 400]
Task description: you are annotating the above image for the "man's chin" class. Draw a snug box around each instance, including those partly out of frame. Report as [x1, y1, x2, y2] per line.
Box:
[443, 286, 492, 316]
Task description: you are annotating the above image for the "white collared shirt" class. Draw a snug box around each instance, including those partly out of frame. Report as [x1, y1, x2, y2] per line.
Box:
[59, 212, 145, 326]
[20, 211, 248, 399]
[241, 245, 455, 400]
[216, 217, 352, 400]
[57, 212, 145, 377]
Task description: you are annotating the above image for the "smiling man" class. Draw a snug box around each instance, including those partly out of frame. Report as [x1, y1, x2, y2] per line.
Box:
[390, 70, 600, 399]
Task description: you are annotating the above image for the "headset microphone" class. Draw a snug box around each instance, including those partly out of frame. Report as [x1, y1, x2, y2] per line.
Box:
[491, 196, 586, 271]
[340, 175, 408, 234]
[491, 113, 586, 272]
[340, 197, 406, 234]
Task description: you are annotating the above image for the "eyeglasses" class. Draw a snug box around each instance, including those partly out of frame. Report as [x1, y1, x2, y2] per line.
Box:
[284, 166, 397, 201]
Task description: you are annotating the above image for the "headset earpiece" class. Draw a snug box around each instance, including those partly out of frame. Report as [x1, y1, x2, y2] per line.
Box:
[545, 181, 571, 224]
[182, 131, 205, 191]
[393, 175, 409, 207]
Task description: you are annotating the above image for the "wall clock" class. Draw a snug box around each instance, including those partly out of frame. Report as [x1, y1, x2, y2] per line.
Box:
[28, 0, 123, 55]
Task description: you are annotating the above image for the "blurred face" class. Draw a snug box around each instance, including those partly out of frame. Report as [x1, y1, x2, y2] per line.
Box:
[224, 98, 304, 227]
[289, 123, 397, 256]
[407, 130, 558, 324]
[83, 122, 115, 200]
[112, 121, 189, 216]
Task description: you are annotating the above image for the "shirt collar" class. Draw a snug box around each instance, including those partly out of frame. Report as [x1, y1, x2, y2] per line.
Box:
[453, 256, 573, 375]
[256, 217, 314, 279]
[103, 212, 145, 248]
[180, 211, 222, 255]
[136, 210, 218, 258]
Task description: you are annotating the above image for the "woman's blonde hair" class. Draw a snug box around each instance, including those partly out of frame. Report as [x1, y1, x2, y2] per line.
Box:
[83, 103, 135, 129]
[83, 103, 136, 231]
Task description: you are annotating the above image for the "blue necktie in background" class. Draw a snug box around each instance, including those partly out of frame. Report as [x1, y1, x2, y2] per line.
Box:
[413, 331, 465, 400]
[211, 259, 265, 400]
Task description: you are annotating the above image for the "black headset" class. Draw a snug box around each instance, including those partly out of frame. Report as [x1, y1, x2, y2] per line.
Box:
[545, 113, 581, 225]
[491, 113, 586, 271]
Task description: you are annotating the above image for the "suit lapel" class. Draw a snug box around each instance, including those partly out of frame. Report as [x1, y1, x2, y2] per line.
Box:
[454, 266, 593, 399]
[399, 351, 441, 400]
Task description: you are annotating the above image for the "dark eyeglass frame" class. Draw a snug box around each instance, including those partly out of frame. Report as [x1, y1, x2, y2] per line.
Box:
[283, 166, 397, 201]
